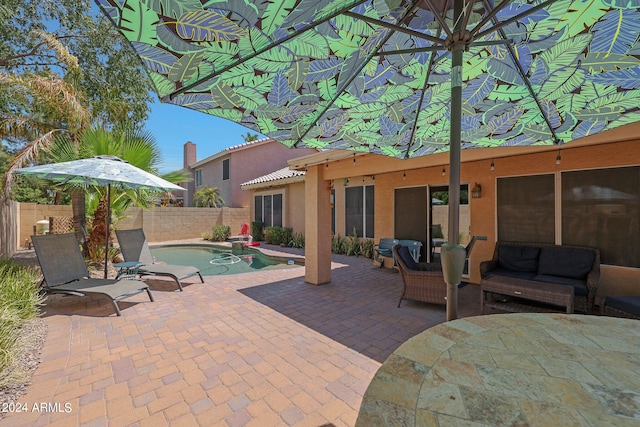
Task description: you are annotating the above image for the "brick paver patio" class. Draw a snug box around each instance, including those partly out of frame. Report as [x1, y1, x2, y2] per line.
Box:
[2, 244, 482, 427]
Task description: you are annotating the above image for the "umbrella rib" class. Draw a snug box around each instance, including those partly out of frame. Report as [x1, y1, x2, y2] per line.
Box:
[343, 11, 446, 45]
[167, 0, 370, 100]
[422, 0, 454, 39]
[481, 0, 560, 143]
[404, 49, 439, 159]
[467, 0, 513, 40]
[294, 1, 424, 147]
[472, 0, 563, 41]
[375, 39, 512, 56]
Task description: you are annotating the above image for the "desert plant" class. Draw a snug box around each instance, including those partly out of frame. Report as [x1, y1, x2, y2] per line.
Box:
[361, 238, 375, 259]
[282, 227, 293, 246]
[331, 233, 345, 254]
[251, 221, 264, 241]
[212, 225, 231, 241]
[290, 232, 305, 248]
[0, 260, 45, 378]
[201, 231, 212, 241]
[344, 228, 361, 256]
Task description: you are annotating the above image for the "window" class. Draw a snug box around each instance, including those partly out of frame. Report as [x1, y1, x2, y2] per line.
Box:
[497, 175, 555, 243]
[194, 169, 202, 187]
[345, 185, 374, 238]
[254, 193, 283, 227]
[222, 158, 230, 180]
[496, 168, 640, 267]
[562, 167, 639, 267]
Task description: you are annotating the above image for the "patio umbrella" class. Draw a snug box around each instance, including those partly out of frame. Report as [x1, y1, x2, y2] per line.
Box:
[16, 156, 185, 278]
[95, 0, 640, 319]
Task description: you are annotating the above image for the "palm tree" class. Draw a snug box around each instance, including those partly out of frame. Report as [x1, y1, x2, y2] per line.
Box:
[46, 126, 189, 262]
[193, 186, 224, 208]
[242, 132, 259, 143]
[1, 38, 93, 253]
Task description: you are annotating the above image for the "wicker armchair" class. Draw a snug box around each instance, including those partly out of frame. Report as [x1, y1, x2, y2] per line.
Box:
[393, 245, 446, 307]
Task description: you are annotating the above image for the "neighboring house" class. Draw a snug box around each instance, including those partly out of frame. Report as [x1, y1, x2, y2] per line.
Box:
[287, 122, 640, 303]
[181, 138, 318, 207]
[240, 167, 306, 234]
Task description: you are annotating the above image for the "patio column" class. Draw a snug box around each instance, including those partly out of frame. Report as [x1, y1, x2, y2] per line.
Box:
[305, 165, 332, 285]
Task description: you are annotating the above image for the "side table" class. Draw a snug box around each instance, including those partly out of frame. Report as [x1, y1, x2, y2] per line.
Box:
[114, 261, 142, 281]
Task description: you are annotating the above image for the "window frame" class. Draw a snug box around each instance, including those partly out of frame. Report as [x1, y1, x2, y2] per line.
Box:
[345, 184, 374, 238]
[194, 169, 202, 187]
[222, 158, 230, 181]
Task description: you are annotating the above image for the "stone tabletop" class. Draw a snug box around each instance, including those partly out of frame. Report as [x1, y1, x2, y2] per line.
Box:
[356, 313, 640, 426]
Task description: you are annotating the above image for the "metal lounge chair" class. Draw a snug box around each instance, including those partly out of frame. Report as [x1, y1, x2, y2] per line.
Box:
[374, 238, 399, 268]
[32, 233, 154, 316]
[115, 228, 204, 291]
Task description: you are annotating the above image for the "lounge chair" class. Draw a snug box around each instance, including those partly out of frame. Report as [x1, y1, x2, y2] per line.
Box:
[115, 228, 204, 291]
[32, 233, 153, 316]
[374, 238, 399, 268]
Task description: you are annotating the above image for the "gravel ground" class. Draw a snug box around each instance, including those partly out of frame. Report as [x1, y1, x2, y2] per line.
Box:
[0, 318, 47, 420]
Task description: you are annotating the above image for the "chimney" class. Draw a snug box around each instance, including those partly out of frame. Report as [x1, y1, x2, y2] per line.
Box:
[184, 141, 196, 169]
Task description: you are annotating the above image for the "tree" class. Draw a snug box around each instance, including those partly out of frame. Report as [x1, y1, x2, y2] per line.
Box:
[0, 0, 153, 137]
[46, 126, 189, 262]
[193, 186, 224, 208]
[1, 1, 154, 252]
[242, 132, 259, 143]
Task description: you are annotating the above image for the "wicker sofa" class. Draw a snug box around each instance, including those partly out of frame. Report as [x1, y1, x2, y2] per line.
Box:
[480, 241, 600, 313]
[393, 244, 446, 307]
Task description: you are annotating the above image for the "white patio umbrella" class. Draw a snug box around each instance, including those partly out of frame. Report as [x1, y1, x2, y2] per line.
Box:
[16, 155, 185, 278]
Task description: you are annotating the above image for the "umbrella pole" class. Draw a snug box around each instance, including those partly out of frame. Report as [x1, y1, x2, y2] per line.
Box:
[104, 184, 111, 279]
[443, 0, 465, 321]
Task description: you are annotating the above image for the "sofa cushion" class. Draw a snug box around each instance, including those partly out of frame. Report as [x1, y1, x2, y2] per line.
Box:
[605, 296, 640, 316]
[498, 245, 540, 272]
[537, 247, 595, 279]
[488, 268, 537, 281]
[397, 246, 418, 270]
[533, 274, 589, 296]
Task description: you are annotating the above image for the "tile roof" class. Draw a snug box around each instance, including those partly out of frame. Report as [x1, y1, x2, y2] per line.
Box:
[240, 167, 305, 188]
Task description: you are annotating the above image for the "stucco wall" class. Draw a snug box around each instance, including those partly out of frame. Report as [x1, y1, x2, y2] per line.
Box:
[319, 138, 640, 301]
[287, 182, 306, 235]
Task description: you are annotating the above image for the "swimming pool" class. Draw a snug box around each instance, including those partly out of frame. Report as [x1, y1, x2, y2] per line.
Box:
[150, 244, 303, 276]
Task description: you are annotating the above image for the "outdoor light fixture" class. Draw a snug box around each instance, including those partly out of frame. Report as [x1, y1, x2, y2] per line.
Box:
[353, 154, 356, 165]
[403, 171, 406, 180]
[442, 168, 446, 176]
[471, 183, 482, 199]
[490, 159, 495, 171]
[556, 150, 562, 165]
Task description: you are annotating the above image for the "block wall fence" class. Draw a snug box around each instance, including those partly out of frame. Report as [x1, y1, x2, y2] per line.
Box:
[16, 203, 250, 248]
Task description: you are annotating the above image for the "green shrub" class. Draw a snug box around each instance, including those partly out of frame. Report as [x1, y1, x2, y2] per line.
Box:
[201, 231, 212, 241]
[331, 233, 345, 254]
[290, 232, 305, 248]
[361, 238, 375, 259]
[264, 226, 293, 245]
[0, 260, 45, 375]
[212, 225, 231, 241]
[251, 221, 264, 241]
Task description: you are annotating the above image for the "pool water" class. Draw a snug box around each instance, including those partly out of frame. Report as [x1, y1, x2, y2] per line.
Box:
[150, 245, 301, 276]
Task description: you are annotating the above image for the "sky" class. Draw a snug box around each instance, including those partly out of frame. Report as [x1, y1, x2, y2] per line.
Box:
[145, 100, 264, 174]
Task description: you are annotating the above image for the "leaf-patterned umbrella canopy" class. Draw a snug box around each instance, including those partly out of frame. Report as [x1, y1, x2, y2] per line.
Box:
[95, 0, 640, 158]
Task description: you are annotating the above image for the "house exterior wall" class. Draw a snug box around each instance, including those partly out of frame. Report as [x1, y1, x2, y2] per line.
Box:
[191, 139, 317, 208]
[287, 182, 306, 234]
[313, 138, 640, 302]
